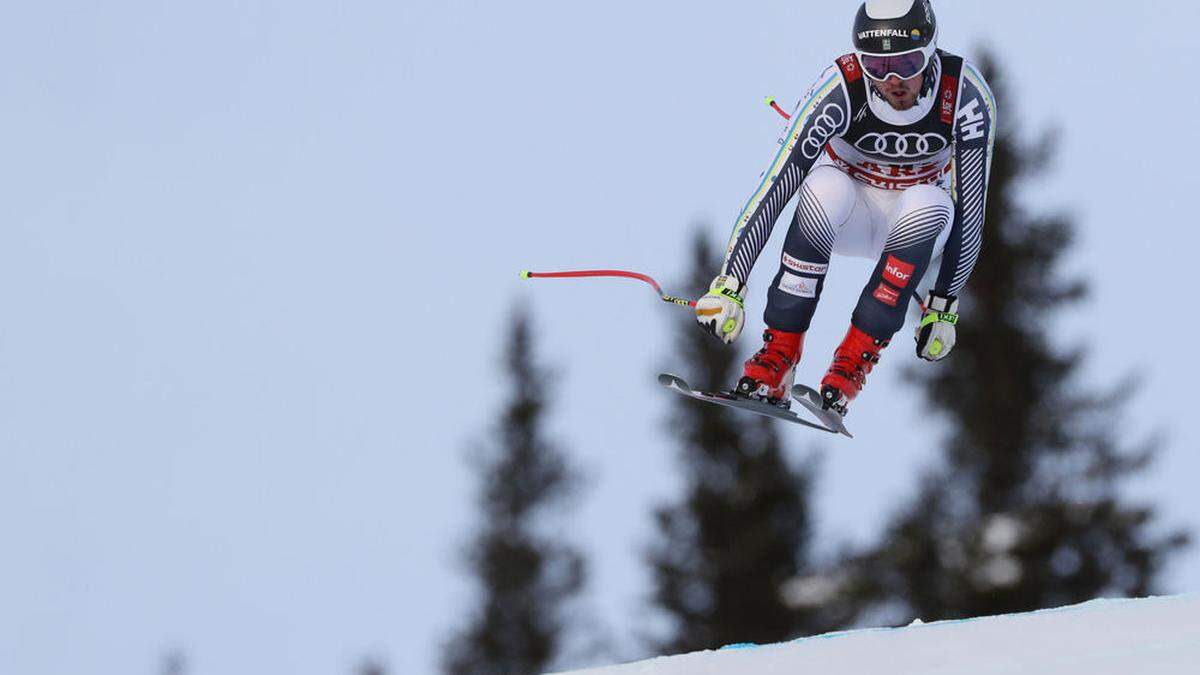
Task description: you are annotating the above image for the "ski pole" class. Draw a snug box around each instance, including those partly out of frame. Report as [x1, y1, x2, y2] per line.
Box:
[765, 96, 792, 121]
[911, 290, 927, 313]
[519, 269, 696, 309]
[521, 268, 926, 313]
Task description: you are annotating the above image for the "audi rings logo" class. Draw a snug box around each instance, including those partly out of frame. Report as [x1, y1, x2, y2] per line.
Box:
[799, 103, 845, 159]
[855, 132, 948, 159]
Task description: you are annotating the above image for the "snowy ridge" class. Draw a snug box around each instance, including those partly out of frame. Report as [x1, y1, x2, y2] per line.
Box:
[551, 595, 1200, 675]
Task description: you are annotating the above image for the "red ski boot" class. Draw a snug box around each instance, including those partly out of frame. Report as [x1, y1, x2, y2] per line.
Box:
[819, 325, 889, 416]
[736, 328, 805, 407]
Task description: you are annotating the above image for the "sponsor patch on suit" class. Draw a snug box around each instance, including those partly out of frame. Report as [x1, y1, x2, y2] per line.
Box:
[883, 255, 915, 288]
[782, 253, 829, 275]
[873, 282, 900, 307]
[779, 271, 818, 298]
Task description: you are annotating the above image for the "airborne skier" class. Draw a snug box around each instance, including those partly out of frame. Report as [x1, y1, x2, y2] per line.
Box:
[694, 0, 996, 418]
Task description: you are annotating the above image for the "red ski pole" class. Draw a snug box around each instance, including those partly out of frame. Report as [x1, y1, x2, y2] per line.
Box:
[520, 269, 920, 311]
[519, 269, 696, 309]
[765, 96, 792, 121]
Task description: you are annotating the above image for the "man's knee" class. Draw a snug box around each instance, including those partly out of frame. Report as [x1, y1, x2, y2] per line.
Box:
[896, 184, 953, 221]
[886, 184, 953, 252]
[800, 165, 858, 227]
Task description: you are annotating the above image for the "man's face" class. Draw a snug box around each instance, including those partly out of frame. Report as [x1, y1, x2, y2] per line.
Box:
[870, 73, 924, 111]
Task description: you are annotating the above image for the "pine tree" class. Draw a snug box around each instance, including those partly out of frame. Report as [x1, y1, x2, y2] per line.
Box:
[443, 309, 586, 675]
[646, 231, 852, 655]
[160, 650, 185, 675]
[856, 52, 1189, 621]
[356, 657, 386, 675]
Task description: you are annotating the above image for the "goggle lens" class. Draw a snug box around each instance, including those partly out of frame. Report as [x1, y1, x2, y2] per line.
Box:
[860, 51, 928, 80]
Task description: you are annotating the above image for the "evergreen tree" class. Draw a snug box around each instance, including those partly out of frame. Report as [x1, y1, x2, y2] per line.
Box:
[160, 650, 186, 675]
[356, 657, 386, 675]
[857, 52, 1189, 621]
[647, 232, 852, 655]
[443, 309, 586, 675]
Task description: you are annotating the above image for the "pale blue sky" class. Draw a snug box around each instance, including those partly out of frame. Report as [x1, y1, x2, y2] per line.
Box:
[3, 2, 1198, 674]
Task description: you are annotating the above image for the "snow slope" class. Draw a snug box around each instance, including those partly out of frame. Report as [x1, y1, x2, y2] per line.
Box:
[552, 595, 1200, 675]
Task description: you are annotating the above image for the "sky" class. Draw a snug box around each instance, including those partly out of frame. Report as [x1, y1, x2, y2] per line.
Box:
[2, 2, 1198, 674]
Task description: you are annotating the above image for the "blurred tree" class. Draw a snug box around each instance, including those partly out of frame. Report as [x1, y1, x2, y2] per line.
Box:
[442, 309, 587, 675]
[646, 232, 857, 655]
[356, 657, 386, 675]
[855, 51, 1189, 621]
[160, 649, 186, 675]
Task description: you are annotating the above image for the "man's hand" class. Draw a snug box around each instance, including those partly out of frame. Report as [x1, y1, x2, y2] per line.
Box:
[695, 275, 745, 344]
[915, 293, 959, 361]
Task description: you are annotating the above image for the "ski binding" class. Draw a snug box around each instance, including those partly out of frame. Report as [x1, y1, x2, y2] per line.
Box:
[658, 373, 838, 435]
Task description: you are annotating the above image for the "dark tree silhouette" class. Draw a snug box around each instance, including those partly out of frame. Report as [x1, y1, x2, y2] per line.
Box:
[856, 51, 1189, 622]
[160, 649, 186, 675]
[646, 232, 854, 655]
[442, 309, 586, 675]
[356, 657, 386, 675]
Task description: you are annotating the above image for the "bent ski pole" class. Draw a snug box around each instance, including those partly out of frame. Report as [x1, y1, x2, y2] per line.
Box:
[519, 269, 696, 309]
[521, 269, 924, 313]
[765, 96, 791, 120]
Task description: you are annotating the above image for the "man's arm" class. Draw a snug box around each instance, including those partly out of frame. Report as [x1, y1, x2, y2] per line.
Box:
[720, 65, 852, 286]
[934, 60, 997, 297]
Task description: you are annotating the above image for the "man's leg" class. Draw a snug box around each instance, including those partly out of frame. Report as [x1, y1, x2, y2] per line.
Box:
[739, 166, 864, 402]
[850, 184, 954, 340]
[817, 184, 954, 414]
[763, 165, 864, 332]
[914, 208, 955, 302]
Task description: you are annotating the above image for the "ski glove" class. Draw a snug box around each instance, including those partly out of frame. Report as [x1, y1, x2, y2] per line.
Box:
[915, 292, 959, 361]
[695, 275, 745, 344]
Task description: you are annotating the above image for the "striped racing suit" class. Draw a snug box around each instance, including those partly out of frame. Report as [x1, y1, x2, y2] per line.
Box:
[721, 49, 996, 339]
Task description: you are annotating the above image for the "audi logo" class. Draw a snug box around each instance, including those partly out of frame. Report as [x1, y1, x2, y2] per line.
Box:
[799, 103, 846, 160]
[855, 132, 948, 159]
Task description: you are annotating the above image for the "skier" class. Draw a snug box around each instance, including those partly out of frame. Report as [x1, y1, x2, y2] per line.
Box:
[694, 0, 996, 417]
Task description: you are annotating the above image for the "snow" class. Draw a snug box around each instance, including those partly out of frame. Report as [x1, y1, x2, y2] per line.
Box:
[550, 595, 1200, 675]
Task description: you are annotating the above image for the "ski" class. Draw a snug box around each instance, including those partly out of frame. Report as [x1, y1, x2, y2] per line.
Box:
[658, 373, 837, 434]
[790, 384, 854, 438]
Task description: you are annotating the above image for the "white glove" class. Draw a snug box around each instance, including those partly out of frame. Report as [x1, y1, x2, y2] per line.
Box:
[915, 292, 959, 361]
[695, 275, 746, 344]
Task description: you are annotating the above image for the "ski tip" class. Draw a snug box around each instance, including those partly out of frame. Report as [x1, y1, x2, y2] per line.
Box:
[789, 383, 854, 438]
[657, 373, 680, 387]
[519, 269, 532, 279]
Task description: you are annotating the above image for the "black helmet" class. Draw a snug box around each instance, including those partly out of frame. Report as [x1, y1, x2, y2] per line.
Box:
[852, 0, 938, 80]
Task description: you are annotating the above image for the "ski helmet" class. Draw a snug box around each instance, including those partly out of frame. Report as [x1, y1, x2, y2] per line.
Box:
[852, 0, 938, 81]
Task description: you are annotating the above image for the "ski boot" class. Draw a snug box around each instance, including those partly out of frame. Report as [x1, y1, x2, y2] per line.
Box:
[819, 325, 889, 416]
[736, 328, 805, 407]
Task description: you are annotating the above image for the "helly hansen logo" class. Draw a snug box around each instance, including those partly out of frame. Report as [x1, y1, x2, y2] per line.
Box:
[873, 283, 900, 307]
[957, 98, 985, 142]
[883, 255, 915, 288]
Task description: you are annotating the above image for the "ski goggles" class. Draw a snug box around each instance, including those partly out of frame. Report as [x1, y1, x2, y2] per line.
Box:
[859, 50, 929, 80]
